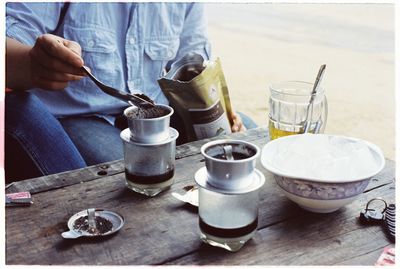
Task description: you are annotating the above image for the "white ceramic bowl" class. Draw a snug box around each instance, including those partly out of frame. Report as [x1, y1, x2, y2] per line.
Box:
[261, 134, 385, 213]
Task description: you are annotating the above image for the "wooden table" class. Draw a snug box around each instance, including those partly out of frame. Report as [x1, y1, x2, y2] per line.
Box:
[6, 127, 395, 265]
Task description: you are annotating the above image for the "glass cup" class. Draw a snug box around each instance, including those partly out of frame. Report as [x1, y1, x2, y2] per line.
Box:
[198, 187, 260, 252]
[120, 128, 178, 197]
[195, 139, 265, 252]
[268, 81, 328, 140]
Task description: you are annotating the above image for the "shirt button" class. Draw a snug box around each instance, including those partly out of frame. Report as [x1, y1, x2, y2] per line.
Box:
[129, 38, 136, 45]
[88, 40, 95, 47]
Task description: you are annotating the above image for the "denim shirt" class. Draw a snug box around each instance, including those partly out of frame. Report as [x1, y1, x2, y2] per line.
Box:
[6, 2, 211, 121]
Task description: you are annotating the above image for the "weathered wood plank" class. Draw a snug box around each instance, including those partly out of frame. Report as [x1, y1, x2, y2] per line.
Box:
[7, 126, 393, 196]
[5, 128, 395, 265]
[335, 244, 395, 265]
[6, 150, 395, 265]
[6, 160, 124, 194]
[164, 184, 395, 265]
[7, 127, 269, 194]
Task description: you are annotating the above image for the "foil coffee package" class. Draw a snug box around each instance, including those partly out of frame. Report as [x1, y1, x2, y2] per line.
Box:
[158, 53, 233, 142]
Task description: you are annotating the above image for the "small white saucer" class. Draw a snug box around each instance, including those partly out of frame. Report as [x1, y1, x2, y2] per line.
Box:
[61, 208, 124, 239]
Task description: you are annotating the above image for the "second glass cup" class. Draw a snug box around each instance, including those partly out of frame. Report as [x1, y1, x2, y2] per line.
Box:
[268, 81, 328, 140]
[195, 140, 265, 251]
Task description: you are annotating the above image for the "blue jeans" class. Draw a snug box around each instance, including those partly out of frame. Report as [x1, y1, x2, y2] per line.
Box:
[5, 92, 257, 182]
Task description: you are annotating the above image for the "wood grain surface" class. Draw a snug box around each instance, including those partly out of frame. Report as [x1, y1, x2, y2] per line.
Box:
[5, 127, 395, 265]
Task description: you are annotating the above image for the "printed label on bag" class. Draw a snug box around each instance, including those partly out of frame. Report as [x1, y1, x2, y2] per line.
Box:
[189, 100, 231, 139]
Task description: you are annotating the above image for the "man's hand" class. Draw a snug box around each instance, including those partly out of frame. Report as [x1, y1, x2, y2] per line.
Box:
[29, 34, 85, 90]
[230, 112, 246, 133]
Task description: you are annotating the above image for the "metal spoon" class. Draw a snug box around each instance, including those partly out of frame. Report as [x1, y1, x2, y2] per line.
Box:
[222, 145, 234, 161]
[81, 66, 155, 109]
[87, 208, 97, 234]
[302, 64, 326, 133]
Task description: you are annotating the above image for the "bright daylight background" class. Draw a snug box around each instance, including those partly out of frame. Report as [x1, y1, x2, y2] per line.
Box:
[205, 3, 395, 160]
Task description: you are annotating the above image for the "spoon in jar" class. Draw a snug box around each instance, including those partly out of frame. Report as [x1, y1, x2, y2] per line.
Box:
[222, 145, 234, 161]
[302, 64, 326, 133]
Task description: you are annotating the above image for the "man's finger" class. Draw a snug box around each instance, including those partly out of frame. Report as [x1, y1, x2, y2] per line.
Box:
[32, 76, 69, 91]
[37, 34, 84, 67]
[63, 39, 82, 57]
[34, 64, 84, 82]
[30, 45, 85, 76]
[232, 121, 246, 132]
[230, 112, 246, 132]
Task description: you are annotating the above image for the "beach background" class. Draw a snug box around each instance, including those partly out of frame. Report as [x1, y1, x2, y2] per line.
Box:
[205, 3, 395, 160]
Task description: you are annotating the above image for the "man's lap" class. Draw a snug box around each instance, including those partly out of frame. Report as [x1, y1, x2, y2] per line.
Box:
[59, 116, 124, 166]
[6, 92, 258, 181]
[5, 92, 87, 181]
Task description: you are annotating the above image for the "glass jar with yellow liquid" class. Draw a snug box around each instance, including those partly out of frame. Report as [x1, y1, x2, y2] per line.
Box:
[268, 81, 328, 140]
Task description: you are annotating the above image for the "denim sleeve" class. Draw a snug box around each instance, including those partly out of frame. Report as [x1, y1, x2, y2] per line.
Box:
[6, 2, 65, 46]
[172, 3, 212, 63]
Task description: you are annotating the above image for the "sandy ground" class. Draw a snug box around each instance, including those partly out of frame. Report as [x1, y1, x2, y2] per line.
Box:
[205, 3, 395, 160]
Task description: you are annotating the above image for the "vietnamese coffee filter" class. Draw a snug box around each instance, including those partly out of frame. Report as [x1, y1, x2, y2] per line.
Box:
[124, 104, 174, 143]
[200, 140, 260, 191]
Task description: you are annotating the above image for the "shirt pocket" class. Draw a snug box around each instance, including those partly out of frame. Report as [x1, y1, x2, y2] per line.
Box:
[63, 24, 122, 97]
[144, 38, 180, 78]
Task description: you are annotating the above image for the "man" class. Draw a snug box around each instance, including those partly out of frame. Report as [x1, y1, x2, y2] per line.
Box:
[5, 2, 253, 182]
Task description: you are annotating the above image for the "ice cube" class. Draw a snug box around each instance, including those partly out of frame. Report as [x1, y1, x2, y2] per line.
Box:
[271, 134, 380, 180]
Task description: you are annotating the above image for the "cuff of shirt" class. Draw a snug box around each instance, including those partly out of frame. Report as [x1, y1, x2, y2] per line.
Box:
[6, 16, 41, 46]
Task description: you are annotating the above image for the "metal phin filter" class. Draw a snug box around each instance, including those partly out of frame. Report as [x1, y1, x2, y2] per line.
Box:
[121, 105, 178, 197]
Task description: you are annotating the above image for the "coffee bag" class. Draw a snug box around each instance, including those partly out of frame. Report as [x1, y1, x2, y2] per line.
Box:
[158, 53, 233, 142]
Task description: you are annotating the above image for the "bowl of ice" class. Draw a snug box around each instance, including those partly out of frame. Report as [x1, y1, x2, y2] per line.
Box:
[261, 134, 385, 213]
